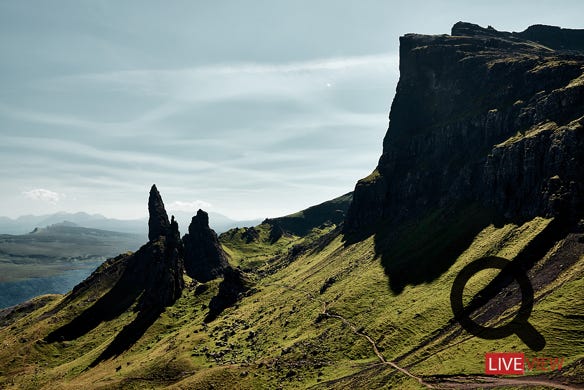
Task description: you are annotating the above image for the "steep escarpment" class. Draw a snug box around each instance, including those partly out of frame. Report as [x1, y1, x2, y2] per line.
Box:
[345, 22, 584, 234]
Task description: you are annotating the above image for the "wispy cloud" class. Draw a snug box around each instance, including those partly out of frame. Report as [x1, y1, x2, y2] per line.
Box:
[45, 53, 399, 104]
[22, 188, 64, 204]
[1, 53, 398, 139]
[0, 135, 217, 173]
[167, 200, 212, 212]
[0, 102, 180, 136]
[1, 53, 398, 220]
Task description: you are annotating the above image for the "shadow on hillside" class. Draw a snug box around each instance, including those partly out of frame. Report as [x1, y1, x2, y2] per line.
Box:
[89, 308, 161, 367]
[373, 204, 500, 294]
[44, 240, 181, 366]
[460, 216, 573, 314]
[44, 252, 143, 343]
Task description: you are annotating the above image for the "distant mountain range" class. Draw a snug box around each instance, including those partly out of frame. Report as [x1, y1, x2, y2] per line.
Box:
[0, 211, 260, 308]
[0, 222, 146, 308]
[0, 211, 261, 236]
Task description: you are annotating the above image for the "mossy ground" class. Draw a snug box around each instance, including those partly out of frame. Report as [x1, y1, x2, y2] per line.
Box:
[219, 222, 299, 270]
[0, 215, 581, 389]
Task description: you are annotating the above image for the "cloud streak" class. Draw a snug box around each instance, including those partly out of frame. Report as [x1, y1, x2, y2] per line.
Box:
[168, 200, 212, 212]
[1, 52, 398, 220]
[43, 53, 399, 107]
[1, 53, 398, 142]
[22, 188, 64, 204]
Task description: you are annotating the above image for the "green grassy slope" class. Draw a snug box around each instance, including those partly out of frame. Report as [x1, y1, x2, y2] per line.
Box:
[266, 192, 352, 236]
[0, 210, 581, 389]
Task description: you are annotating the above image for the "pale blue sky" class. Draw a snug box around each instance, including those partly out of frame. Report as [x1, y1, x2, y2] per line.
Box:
[1, 1, 582, 220]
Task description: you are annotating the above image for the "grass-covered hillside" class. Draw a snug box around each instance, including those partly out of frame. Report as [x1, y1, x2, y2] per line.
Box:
[0, 202, 581, 389]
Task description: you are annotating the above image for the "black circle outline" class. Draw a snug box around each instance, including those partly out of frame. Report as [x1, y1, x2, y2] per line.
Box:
[450, 256, 533, 339]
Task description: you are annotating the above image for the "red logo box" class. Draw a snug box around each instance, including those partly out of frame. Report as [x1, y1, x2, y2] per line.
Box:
[485, 352, 525, 375]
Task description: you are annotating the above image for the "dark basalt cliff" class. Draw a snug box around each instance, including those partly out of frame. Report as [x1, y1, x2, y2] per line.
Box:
[452, 22, 584, 51]
[345, 22, 584, 234]
[183, 209, 230, 282]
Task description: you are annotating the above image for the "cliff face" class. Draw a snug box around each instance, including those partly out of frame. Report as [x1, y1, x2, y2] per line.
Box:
[345, 22, 584, 233]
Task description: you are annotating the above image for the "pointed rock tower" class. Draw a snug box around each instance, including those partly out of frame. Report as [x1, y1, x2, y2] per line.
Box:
[45, 185, 185, 365]
[148, 184, 171, 242]
[183, 209, 230, 282]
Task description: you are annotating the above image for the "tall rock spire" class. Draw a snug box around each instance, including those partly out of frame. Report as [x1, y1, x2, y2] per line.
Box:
[148, 184, 170, 242]
[183, 209, 230, 282]
[46, 185, 185, 365]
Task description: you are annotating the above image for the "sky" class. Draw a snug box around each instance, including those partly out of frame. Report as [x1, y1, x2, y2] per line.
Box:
[1, 1, 583, 221]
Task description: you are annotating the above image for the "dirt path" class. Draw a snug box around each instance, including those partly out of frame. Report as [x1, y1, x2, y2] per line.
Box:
[270, 282, 580, 390]
[270, 282, 436, 388]
[424, 374, 581, 389]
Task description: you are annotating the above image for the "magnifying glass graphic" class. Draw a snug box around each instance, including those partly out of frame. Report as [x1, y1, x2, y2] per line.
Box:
[450, 256, 545, 351]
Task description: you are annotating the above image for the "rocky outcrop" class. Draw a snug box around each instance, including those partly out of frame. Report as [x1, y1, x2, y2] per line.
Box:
[451, 22, 584, 51]
[345, 22, 584, 234]
[181, 210, 252, 321]
[484, 118, 584, 219]
[517, 24, 584, 51]
[241, 226, 260, 243]
[140, 187, 185, 311]
[183, 209, 230, 282]
[268, 220, 285, 243]
[204, 267, 252, 322]
[148, 184, 171, 242]
[137, 220, 184, 311]
[46, 185, 185, 365]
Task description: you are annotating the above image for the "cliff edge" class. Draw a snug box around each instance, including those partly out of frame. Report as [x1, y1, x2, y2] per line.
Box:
[345, 22, 584, 235]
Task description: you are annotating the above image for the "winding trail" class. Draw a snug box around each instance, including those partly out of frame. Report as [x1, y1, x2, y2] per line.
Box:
[270, 282, 435, 388]
[424, 375, 580, 389]
[269, 282, 580, 390]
